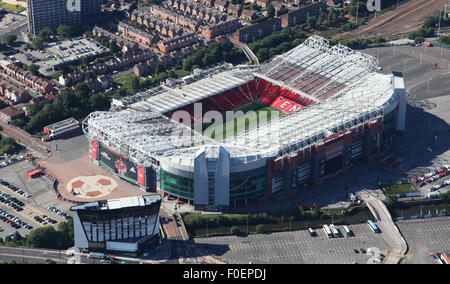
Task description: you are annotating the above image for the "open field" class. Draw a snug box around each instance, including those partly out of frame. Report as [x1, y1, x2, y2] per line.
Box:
[0, 1, 25, 12]
[198, 102, 283, 141]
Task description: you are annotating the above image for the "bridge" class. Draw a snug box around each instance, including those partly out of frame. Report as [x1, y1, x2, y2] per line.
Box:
[226, 35, 259, 65]
[360, 190, 408, 264]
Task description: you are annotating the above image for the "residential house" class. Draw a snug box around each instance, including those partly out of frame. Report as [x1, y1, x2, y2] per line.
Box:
[232, 17, 282, 43]
[240, 9, 257, 21]
[214, 0, 229, 12]
[228, 4, 243, 17]
[281, 1, 328, 27]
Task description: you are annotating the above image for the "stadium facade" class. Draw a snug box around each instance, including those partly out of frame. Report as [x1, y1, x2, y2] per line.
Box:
[71, 195, 162, 255]
[83, 36, 406, 209]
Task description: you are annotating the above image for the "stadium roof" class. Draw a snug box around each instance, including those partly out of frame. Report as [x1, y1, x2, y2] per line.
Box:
[83, 36, 400, 167]
[115, 63, 260, 113]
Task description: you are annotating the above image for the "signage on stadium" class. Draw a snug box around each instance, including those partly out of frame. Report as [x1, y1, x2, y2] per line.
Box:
[270, 97, 304, 114]
[99, 145, 138, 182]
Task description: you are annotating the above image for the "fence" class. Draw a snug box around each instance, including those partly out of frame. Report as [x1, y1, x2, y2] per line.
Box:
[394, 212, 449, 221]
[431, 42, 450, 51]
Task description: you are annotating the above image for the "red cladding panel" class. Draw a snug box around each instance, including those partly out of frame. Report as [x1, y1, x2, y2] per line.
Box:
[91, 140, 98, 160]
[138, 166, 145, 186]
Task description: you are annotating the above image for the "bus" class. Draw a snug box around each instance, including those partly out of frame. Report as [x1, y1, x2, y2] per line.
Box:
[329, 224, 340, 238]
[323, 225, 332, 238]
[368, 220, 380, 233]
[343, 225, 353, 237]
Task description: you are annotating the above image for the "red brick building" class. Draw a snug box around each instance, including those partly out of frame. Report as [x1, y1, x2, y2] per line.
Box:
[232, 17, 281, 43]
[158, 33, 199, 54]
[281, 1, 328, 27]
[200, 19, 242, 39]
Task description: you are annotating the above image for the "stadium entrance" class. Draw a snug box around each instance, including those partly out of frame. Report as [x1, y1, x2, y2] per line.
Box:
[324, 155, 343, 177]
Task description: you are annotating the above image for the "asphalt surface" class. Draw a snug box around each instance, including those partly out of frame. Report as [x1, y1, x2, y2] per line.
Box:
[195, 222, 391, 264]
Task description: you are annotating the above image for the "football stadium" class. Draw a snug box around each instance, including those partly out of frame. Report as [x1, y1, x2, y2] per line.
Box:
[82, 36, 406, 209]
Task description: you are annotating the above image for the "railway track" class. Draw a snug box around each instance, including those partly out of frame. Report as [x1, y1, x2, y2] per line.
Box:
[341, 0, 449, 40]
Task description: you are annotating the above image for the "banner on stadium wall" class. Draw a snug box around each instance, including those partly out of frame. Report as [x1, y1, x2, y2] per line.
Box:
[91, 140, 98, 160]
[99, 145, 138, 182]
[271, 97, 304, 114]
[138, 166, 145, 186]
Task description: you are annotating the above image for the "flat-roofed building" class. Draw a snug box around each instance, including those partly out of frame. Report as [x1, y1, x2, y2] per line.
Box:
[27, 0, 101, 35]
[71, 195, 162, 256]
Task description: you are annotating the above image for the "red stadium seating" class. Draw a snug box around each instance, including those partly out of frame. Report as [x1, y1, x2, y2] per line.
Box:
[165, 77, 317, 123]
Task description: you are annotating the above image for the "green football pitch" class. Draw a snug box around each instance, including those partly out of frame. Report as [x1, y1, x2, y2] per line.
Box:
[194, 102, 283, 141]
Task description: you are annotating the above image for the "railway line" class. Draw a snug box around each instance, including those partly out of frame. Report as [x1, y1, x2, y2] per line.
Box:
[341, 0, 449, 40]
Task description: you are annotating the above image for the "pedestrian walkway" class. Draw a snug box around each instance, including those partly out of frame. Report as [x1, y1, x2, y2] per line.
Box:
[361, 191, 408, 264]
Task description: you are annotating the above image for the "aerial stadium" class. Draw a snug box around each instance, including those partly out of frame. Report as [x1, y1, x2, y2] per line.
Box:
[82, 35, 406, 209]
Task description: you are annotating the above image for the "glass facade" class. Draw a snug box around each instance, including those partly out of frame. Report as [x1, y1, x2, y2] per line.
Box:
[382, 114, 396, 142]
[160, 169, 194, 200]
[160, 169, 266, 203]
[230, 173, 266, 202]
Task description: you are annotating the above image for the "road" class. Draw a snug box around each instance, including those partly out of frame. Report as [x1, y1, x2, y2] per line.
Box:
[227, 35, 259, 65]
[0, 246, 67, 263]
[359, 190, 408, 264]
[159, 202, 226, 264]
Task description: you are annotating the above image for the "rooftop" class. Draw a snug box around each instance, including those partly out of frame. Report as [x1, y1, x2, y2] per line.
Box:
[83, 36, 401, 167]
[70, 194, 162, 211]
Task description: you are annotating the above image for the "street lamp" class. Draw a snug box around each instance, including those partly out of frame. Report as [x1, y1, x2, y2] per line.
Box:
[289, 216, 292, 231]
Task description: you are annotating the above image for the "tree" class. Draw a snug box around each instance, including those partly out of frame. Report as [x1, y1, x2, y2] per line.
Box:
[31, 36, 44, 50]
[28, 64, 40, 76]
[108, 39, 120, 54]
[131, 76, 140, 92]
[2, 34, 17, 46]
[307, 16, 317, 29]
[384, 195, 398, 207]
[38, 28, 54, 40]
[277, 5, 288, 17]
[155, 63, 164, 74]
[89, 94, 110, 111]
[57, 25, 72, 38]
[230, 226, 242, 235]
[266, 4, 275, 19]
[81, 56, 90, 67]
[249, 3, 261, 11]
[255, 224, 264, 233]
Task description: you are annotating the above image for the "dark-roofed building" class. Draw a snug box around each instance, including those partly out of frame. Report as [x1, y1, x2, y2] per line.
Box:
[0, 106, 25, 122]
